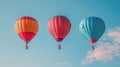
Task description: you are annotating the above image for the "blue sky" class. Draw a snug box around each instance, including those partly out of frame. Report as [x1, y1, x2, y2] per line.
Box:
[0, 0, 120, 67]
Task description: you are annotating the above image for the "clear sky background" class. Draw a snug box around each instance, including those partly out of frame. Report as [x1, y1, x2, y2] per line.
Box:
[0, 0, 120, 67]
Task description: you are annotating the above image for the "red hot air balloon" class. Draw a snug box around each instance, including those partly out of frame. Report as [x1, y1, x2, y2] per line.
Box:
[48, 15, 71, 49]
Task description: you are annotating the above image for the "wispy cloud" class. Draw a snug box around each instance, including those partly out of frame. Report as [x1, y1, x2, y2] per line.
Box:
[107, 27, 120, 43]
[81, 27, 120, 64]
[56, 61, 72, 66]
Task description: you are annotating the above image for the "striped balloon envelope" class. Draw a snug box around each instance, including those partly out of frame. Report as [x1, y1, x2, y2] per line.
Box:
[15, 16, 39, 49]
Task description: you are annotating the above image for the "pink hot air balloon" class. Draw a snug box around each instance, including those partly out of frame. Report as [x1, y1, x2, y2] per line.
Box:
[48, 15, 71, 49]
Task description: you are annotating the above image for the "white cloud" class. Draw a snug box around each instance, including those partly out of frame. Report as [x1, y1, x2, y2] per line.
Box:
[81, 27, 120, 64]
[107, 27, 120, 43]
[56, 61, 72, 66]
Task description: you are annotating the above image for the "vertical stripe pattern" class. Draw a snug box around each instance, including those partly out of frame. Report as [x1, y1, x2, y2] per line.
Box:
[79, 16, 106, 44]
[48, 16, 71, 42]
[15, 16, 39, 44]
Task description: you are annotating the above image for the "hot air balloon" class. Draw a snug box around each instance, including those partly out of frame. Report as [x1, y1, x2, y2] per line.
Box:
[15, 16, 39, 49]
[79, 16, 106, 50]
[48, 15, 71, 49]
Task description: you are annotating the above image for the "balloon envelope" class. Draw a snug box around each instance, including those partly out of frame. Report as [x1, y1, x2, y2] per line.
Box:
[79, 16, 106, 44]
[15, 16, 39, 45]
[48, 15, 71, 42]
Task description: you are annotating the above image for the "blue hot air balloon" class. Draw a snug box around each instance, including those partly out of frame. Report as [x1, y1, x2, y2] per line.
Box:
[79, 16, 106, 50]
